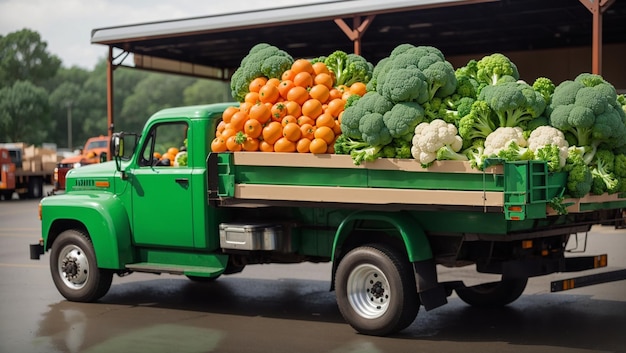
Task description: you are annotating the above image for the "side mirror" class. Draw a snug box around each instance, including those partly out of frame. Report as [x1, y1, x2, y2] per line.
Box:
[112, 133, 124, 158]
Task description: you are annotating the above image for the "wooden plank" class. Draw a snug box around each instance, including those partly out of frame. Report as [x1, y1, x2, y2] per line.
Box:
[234, 184, 504, 207]
[232, 152, 503, 174]
[547, 193, 626, 215]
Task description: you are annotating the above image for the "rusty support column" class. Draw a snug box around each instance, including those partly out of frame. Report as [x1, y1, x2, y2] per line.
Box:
[333, 15, 375, 55]
[579, 0, 615, 75]
[106, 47, 114, 160]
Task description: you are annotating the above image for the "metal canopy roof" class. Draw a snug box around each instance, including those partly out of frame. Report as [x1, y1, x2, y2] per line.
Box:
[91, 0, 626, 78]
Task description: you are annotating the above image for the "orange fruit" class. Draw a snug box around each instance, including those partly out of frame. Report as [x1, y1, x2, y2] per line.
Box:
[287, 86, 309, 106]
[314, 126, 335, 145]
[309, 138, 328, 154]
[222, 106, 239, 124]
[259, 140, 274, 152]
[211, 137, 227, 152]
[239, 101, 253, 114]
[229, 111, 248, 132]
[244, 92, 260, 105]
[281, 115, 298, 127]
[314, 72, 334, 89]
[216, 120, 226, 135]
[309, 84, 330, 103]
[226, 135, 242, 152]
[332, 119, 342, 135]
[262, 121, 283, 145]
[282, 122, 302, 142]
[248, 103, 271, 124]
[278, 80, 295, 100]
[315, 112, 335, 128]
[296, 138, 311, 153]
[297, 115, 315, 127]
[325, 98, 345, 118]
[267, 78, 281, 87]
[259, 84, 279, 104]
[300, 123, 316, 140]
[220, 128, 237, 139]
[242, 136, 260, 151]
[249, 77, 268, 93]
[284, 100, 302, 118]
[301, 99, 323, 119]
[244, 119, 263, 139]
[291, 58, 315, 75]
[349, 82, 367, 96]
[281, 69, 295, 82]
[293, 71, 313, 88]
[312, 62, 330, 76]
[329, 88, 343, 100]
[271, 102, 288, 122]
[274, 137, 297, 152]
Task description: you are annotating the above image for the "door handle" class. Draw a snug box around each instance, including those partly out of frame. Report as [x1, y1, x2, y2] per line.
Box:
[175, 178, 189, 186]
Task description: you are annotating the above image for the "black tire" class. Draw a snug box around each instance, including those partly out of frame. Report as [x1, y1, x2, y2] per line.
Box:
[335, 244, 419, 336]
[49, 229, 113, 302]
[28, 177, 43, 199]
[456, 277, 528, 307]
[0, 190, 13, 200]
[186, 275, 220, 283]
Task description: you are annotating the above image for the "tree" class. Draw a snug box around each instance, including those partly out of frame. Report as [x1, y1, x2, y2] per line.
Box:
[118, 73, 197, 132]
[0, 28, 62, 88]
[0, 81, 51, 144]
[183, 79, 230, 105]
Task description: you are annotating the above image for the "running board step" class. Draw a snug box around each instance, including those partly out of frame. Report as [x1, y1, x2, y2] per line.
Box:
[126, 262, 224, 277]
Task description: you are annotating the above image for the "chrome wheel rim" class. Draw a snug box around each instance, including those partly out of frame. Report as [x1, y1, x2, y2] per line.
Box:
[347, 264, 391, 319]
[57, 244, 89, 290]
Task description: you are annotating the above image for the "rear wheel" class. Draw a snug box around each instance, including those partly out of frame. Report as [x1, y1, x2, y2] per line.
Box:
[50, 229, 113, 302]
[455, 277, 528, 307]
[335, 244, 419, 336]
[28, 177, 43, 199]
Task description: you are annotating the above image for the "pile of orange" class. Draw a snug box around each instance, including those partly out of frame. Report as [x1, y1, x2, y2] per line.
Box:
[211, 59, 367, 154]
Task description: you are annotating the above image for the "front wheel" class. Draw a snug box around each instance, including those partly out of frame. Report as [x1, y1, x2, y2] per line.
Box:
[50, 229, 113, 302]
[335, 244, 419, 336]
[455, 277, 528, 307]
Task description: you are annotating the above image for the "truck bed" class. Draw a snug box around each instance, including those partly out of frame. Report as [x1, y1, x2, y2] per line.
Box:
[208, 152, 626, 221]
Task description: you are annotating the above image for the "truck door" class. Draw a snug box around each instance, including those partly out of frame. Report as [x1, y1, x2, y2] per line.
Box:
[130, 121, 194, 248]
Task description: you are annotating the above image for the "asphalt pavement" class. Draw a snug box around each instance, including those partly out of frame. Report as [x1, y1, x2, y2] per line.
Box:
[1, 195, 625, 353]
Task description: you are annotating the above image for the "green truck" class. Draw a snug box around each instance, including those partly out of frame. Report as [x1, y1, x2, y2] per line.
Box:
[30, 102, 626, 336]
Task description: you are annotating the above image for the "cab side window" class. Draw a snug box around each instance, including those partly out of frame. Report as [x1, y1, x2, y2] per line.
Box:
[139, 122, 188, 167]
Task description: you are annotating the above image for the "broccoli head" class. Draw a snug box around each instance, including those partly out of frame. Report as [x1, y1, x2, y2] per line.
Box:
[359, 112, 393, 147]
[230, 43, 293, 102]
[340, 91, 394, 141]
[549, 73, 626, 153]
[475, 53, 520, 86]
[378, 66, 428, 104]
[532, 77, 555, 105]
[458, 100, 497, 149]
[382, 102, 426, 139]
[372, 44, 455, 104]
[324, 51, 373, 87]
[479, 81, 546, 129]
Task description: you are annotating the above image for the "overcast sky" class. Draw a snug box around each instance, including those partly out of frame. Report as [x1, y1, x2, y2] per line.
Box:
[0, 0, 330, 70]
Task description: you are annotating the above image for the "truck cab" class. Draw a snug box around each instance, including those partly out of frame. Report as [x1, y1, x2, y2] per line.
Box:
[54, 135, 109, 193]
[0, 148, 17, 200]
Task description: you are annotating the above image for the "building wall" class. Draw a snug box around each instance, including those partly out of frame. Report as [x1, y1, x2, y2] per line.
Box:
[448, 43, 626, 93]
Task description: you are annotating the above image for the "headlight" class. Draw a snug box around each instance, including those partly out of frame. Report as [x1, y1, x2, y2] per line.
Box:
[73, 162, 82, 168]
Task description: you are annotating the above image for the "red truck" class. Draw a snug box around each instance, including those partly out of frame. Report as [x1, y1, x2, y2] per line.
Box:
[0, 144, 55, 200]
[53, 136, 109, 193]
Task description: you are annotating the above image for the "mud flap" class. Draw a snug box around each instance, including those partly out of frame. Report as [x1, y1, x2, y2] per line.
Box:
[414, 258, 447, 310]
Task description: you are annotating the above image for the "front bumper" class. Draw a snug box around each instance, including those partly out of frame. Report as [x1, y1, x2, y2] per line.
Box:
[30, 243, 44, 260]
